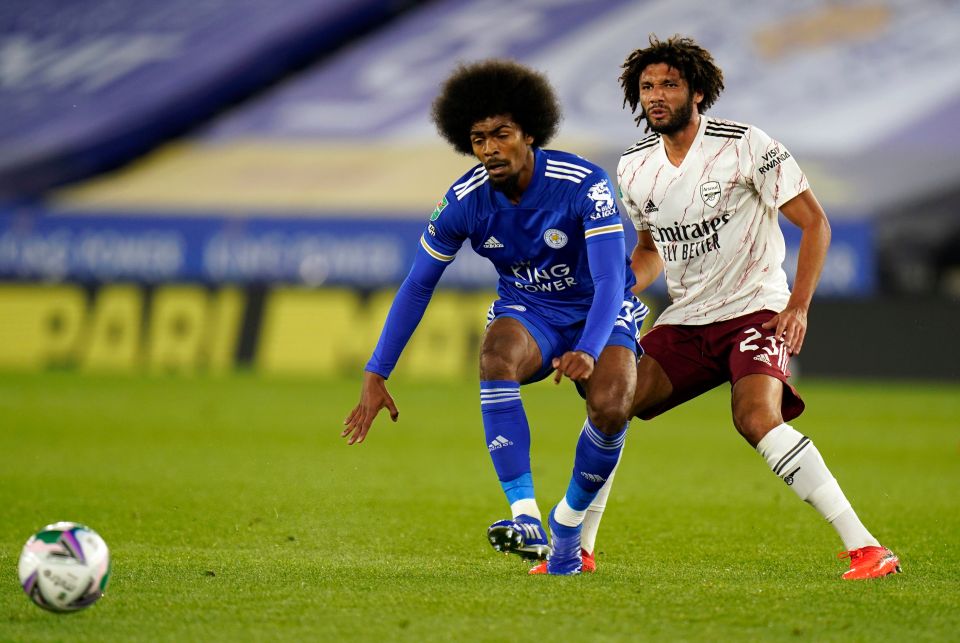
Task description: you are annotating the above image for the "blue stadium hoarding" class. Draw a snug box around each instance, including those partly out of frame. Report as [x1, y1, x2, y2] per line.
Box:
[781, 219, 876, 297]
[0, 208, 875, 296]
[0, 208, 491, 288]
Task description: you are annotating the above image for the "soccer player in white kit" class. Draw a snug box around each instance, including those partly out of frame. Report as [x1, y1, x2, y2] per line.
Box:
[612, 35, 898, 579]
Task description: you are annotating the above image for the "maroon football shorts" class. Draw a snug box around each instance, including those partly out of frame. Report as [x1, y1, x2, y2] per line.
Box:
[637, 309, 804, 421]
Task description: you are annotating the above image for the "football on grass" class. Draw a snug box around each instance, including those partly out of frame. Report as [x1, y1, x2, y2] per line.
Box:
[18, 522, 111, 612]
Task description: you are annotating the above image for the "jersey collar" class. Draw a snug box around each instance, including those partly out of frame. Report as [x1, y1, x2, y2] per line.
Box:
[490, 147, 544, 209]
[659, 115, 707, 172]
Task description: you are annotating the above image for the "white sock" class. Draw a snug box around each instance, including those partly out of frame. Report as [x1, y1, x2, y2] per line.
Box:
[553, 497, 586, 528]
[756, 423, 879, 551]
[829, 508, 880, 551]
[581, 462, 619, 555]
[511, 498, 540, 521]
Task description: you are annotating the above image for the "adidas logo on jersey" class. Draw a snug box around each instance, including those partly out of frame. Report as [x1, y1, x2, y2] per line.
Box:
[644, 200, 659, 214]
[753, 353, 772, 366]
[488, 435, 514, 451]
[483, 236, 504, 249]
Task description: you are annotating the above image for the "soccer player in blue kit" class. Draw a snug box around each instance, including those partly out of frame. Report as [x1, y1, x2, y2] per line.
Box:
[342, 59, 647, 574]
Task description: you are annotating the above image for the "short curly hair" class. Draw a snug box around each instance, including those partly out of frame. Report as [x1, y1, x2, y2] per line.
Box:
[620, 35, 725, 127]
[431, 59, 562, 155]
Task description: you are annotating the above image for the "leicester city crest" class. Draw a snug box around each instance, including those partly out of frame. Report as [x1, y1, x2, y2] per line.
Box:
[543, 228, 568, 249]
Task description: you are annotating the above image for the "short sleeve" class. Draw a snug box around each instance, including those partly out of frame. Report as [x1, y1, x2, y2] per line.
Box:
[747, 126, 809, 210]
[616, 159, 647, 231]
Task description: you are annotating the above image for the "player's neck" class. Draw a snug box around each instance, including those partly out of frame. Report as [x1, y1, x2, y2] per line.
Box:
[661, 114, 701, 167]
[502, 149, 536, 204]
[502, 180, 527, 205]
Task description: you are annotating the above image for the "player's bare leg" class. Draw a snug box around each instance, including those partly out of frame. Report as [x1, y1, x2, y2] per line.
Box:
[734, 374, 900, 579]
[630, 353, 675, 417]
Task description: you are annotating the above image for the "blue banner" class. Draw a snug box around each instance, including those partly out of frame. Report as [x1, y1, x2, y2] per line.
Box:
[781, 219, 876, 297]
[0, 209, 875, 296]
[0, 209, 494, 288]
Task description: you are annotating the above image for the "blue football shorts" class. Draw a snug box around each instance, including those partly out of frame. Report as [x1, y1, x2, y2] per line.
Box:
[485, 296, 646, 384]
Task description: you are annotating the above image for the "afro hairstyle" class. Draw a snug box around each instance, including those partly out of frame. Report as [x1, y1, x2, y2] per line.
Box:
[431, 59, 562, 155]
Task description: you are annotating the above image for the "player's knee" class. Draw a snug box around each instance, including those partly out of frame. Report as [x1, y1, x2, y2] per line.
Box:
[587, 409, 628, 434]
[586, 390, 631, 433]
[733, 406, 781, 446]
[479, 345, 511, 379]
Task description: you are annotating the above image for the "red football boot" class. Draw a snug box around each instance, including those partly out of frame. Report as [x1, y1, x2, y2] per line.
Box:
[839, 546, 901, 579]
[528, 549, 596, 575]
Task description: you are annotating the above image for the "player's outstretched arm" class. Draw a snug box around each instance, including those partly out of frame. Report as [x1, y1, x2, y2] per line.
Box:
[761, 188, 831, 354]
[345, 242, 450, 445]
[342, 371, 399, 445]
[629, 230, 664, 296]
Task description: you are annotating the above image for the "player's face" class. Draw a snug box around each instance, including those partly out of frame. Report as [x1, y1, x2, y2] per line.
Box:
[469, 115, 535, 193]
[639, 63, 703, 135]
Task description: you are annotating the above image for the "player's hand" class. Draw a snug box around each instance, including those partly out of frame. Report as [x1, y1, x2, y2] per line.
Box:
[342, 371, 399, 445]
[552, 351, 596, 384]
[761, 305, 808, 355]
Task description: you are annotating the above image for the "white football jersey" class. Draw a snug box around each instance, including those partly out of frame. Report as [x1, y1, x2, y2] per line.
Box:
[617, 116, 809, 326]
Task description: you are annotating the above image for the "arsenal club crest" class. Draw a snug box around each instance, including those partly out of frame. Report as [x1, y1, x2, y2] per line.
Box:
[700, 181, 721, 207]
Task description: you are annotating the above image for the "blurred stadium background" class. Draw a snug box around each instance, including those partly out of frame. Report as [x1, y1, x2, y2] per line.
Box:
[1, 0, 958, 380]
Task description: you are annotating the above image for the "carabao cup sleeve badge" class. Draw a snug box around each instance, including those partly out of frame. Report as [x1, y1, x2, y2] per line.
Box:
[430, 196, 449, 221]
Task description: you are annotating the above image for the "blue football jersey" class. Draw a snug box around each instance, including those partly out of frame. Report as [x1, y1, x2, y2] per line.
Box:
[421, 148, 635, 327]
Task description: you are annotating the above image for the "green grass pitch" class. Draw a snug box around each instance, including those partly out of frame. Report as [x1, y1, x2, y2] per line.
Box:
[1, 372, 958, 641]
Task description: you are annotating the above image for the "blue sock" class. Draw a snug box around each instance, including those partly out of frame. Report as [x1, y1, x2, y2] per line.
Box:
[480, 380, 535, 511]
[557, 420, 627, 524]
